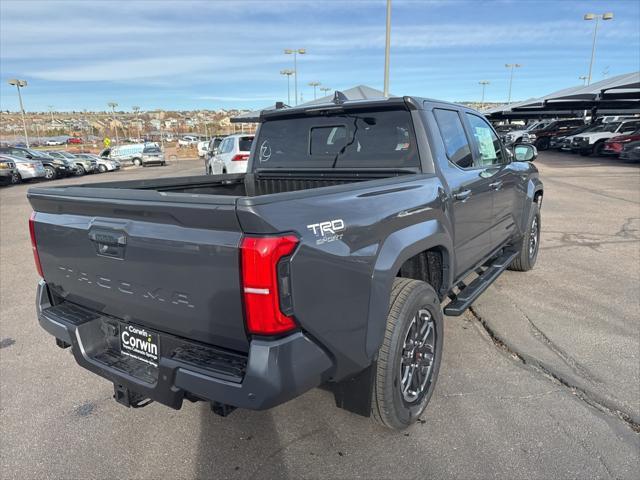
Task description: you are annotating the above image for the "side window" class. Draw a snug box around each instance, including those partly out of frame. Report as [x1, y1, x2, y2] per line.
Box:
[433, 109, 473, 168]
[620, 121, 640, 134]
[465, 113, 505, 166]
[219, 139, 230, 154]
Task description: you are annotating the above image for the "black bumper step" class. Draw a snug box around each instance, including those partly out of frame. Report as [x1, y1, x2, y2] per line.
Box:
[444, 249, 518, 316]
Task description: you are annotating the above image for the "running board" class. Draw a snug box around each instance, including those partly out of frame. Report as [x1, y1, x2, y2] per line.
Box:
[444, 249, 518, 316]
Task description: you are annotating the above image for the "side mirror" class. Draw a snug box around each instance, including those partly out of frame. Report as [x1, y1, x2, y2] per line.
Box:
[514, 143, 537, 162]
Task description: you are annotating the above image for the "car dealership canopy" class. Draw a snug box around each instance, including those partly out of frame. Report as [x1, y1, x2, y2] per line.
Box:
[231, 85, 389, 123]
[484, 71, 640, 119]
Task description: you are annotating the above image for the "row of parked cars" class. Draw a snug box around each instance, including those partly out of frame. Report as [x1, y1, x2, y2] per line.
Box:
[495, 116, 640, 161]
[199, 134, 255, 175]
[0, 146, 121, 186]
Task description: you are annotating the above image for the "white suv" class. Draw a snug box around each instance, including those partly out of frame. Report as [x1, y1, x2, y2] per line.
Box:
[572, 119, 640, 156]
[207, 134, 254, 175]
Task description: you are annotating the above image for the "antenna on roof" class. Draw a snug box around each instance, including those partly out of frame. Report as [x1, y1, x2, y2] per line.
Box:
[332, 91, 348, 105]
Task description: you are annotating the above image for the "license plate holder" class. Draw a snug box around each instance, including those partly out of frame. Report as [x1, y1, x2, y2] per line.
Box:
[119, 323, 160, 367]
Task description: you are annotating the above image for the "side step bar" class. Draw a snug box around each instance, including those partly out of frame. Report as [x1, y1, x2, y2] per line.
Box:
[444, 249, 518, 316]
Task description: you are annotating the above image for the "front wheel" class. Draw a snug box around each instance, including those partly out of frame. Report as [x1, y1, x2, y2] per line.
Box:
[98, 164, 107, 173]
[371, 278, 443, 430]
[536, 137, 550, 151]
[509, 203, 540, 272]
[74, 165, 85, 176]
[133, 158, 142, 167]
[11, 172, 21, 184]
[43, 166, 56, 180]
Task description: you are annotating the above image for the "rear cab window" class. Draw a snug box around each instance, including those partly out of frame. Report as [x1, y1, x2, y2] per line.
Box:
[255, 108, 420, 169]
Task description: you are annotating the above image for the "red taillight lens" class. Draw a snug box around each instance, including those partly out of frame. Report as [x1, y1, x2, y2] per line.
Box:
[231, 154, 249, 161]
[29, 212, 44, 278]
[240, 235, 298, 335]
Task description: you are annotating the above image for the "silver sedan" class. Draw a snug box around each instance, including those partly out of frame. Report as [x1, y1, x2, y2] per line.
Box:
[0, 154, 46, 183]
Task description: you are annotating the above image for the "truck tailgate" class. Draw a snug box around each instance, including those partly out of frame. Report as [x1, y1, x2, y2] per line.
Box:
[28, 188, 249, 353]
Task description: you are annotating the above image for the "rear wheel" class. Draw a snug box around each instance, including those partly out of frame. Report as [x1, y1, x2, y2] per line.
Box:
[371, 278, 443, 430]
[509, 203, 540, 272]
[536, 137, 550, 151]
[98, 164, 107, 173]
[133, 158, 142, 167]
[75, 165, 85, 176]
[593, 141, 606, 156]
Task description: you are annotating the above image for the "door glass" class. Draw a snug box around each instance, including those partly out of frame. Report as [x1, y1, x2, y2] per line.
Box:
[466, 113, 505, 166]
[433, 109, 473, 168]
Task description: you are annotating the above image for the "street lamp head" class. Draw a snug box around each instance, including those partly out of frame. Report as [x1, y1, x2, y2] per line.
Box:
[8, 79, 27, 87]
[308, 81, 320, 87]
[584, 13, 595, 20]
[479, 80, 490, 85]
[298, 48, 306, 55]
[602, 12, 614, 20]
[280, 69, 294, 76]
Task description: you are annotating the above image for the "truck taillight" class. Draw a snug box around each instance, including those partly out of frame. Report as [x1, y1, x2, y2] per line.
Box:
[240, 235, 298, 335]
[231, 154, 249, 161]
[29, 212, 44, 278]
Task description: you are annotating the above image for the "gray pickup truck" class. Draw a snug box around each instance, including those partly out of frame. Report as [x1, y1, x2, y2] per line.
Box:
[28, 95, 543, 429]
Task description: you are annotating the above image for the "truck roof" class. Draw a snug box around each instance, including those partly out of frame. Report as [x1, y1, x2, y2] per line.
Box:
[260, 95, 475, 121]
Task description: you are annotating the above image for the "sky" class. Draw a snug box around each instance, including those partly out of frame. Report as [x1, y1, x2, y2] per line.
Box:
[1, 0, 638, 112]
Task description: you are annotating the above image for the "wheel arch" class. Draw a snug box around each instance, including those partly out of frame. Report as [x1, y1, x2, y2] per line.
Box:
[365, 219, 453, 360]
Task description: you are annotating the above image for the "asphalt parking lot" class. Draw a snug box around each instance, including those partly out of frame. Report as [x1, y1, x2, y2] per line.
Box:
[1, 153, 638, 479]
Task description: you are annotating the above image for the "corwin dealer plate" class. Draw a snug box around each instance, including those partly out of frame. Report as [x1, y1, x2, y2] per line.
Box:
[119, 323, 160, 367]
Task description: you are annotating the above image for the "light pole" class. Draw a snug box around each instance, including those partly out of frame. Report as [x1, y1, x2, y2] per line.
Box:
[584, 12, 613, 85]
[504, 63, 522, 105]
[579, 75, 588, 86]
[284, 48, 306, 106]
[320, 86, 331, 98]
[280, 69, 294, 105]
[132, 105, 141, 139]
[308, 81, 321, 100]
[108, 102, 119, 145]
[8, 79, 29, 147]
[478, 80, 490, 110]
[383, 0, 392, 97]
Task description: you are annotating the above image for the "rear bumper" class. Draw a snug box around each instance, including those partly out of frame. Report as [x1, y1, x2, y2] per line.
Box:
[36, 281, 332, 410]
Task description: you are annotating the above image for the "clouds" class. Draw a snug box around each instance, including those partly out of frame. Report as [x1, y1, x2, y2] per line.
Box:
[0, 0, 638, 110]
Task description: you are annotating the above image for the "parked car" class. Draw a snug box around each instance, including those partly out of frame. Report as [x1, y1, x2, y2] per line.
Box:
[75, 153, 120, 172]
[500, 120, 554, 146]
[29, 96, 543, 429]
[0, 147, 69, 179]
[204, 136, 225, 170]
[45, 139, 65, 146]
[572, 119, 640, 155]
[619, 140, 640, 162]
[602, 129, 640, 156]
[0, 154, 46, 183]
[528, 119, 585, 150]
[67, 137, 83, 145]
[0, 156, 17, 186]
[46, 150, 97, 175]
[197, 141, 209, 158]
[103, 142, 165, 167]
[207, 134, 254, 174]
[549, 124, 595, 150]
[178, 135, 199, 147]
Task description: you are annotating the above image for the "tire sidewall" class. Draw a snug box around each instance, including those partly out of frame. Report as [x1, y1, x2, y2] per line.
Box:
[384, 283, 444, 428]
[44, 166, 55, 179]
[527, 205, 541, 266]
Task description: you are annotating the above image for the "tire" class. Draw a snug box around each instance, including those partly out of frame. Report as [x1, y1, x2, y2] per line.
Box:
[75, 165, 85, 176]
[536, 137, 550, 151]
[133, 158, 142, 167]
[11, 172, 21, 184]
[508, 203, 540, 272]
[98, 164, 107, 173]
[161, 161, 166, 166]
[43, 166, 56, 180]
[371, 278, 444, 430]
[593, 142, 606, 156]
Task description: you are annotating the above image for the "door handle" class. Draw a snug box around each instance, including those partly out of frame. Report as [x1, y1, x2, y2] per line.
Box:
[489, 180, 504, 191]
[453, 189, 472, 202]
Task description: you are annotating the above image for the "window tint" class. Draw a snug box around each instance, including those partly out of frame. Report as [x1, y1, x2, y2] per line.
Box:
[238, 136, 254, 152]
[433, 109, 473, 168]
[620, 121, 640, 134]
[466, 113, 504, 166]
[255, 109, 419, 169]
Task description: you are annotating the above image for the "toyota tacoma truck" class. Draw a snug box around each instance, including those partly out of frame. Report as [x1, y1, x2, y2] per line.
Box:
[28, 95, 543, 429]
